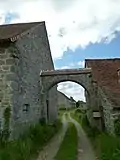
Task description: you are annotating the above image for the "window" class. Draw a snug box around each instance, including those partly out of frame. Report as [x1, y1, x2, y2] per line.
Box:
[23, 104, 30, 112]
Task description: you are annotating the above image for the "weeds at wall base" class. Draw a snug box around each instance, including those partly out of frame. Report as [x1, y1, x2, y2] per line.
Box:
[71, 109, 120, 160]
[0, 107, 11, 147]
[0, 120, 61, 160]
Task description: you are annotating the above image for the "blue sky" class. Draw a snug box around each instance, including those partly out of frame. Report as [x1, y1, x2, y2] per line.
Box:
[54, 35, 120, 69]
[0, 0, 120, 101]
[54, 33, 120, 101]
[4, 12, 19, 24]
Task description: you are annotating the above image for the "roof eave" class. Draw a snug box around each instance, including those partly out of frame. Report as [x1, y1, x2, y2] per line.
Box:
[0, 38, 13, 47]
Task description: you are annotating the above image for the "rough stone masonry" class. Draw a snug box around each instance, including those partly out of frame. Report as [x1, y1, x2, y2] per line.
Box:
[0, 21, 57, 139]
[0, 21, 119, 139]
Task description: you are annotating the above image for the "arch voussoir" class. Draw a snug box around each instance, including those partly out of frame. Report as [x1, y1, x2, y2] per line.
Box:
[40, 68, 92, 95]
[40, 68, 92, 123]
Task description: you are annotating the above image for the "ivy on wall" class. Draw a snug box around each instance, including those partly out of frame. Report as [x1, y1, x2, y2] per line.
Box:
[114, 115, 120, 136]
[0, 107, 11, 146]
[3, 107, 11, 129]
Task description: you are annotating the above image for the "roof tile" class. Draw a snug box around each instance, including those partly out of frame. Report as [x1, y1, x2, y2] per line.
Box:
[0, 21, 44, 40]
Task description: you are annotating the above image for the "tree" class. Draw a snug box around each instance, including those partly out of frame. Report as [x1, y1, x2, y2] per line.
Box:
[70, 96, 74, 102]
[76, 101, 79, 108]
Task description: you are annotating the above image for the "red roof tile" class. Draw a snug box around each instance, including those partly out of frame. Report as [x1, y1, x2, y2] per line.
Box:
[0, 21, 44, 40]
[85, 58, 120, 107]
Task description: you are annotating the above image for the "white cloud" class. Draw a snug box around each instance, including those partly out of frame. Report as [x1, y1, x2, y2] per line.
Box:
[0, 0, 120, 59]
[0, 10, 5, 24]
[77, 61, 85, 68]
[58, 66, 70, 69]
[56, 60, 85, 100]
[57, 81, 85, 101]
[55, 60, 85, 69]
[0, 0, 120, 100]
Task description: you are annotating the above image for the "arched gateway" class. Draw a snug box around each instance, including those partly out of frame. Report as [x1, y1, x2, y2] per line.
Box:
[40, 68, 94, 121]
[40, 68, 106, 132]
[40, 68, 92, 94]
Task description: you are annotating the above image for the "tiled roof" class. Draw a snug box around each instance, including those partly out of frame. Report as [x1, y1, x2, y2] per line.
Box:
[0, 21, 44, 40]
[85, 58, 120, 107]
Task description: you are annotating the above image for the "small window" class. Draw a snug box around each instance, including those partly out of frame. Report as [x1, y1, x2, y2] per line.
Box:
[23, 104, 30, 112]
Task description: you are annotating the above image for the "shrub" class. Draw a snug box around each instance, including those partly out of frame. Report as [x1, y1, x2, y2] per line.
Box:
[75, 108, 81, 114]
[0, 120, 61, 160]
[114, 116, 120, 136]
[39, 117, 46, 126]
[59, 108, 66, 111]
[81, 114, 90, 126]
[96, 133, 120, 160]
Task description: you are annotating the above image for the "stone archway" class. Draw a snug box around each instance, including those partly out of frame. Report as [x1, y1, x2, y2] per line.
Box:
[40, 68, 92, 94]
[40, 68, 93, 122]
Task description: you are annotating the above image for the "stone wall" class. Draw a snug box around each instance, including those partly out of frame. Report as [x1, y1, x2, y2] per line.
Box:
[98, 88, 115, 135]
[84, 79, 97, 128]
[0, 45, 16, 133]
[41, 72, 92, 94]
[13, 23, 57, 137]
[86, 80, 115, 134]
[48, 86, 58, 123]
[0, 23, 57, 138]
[57, 91, 71, 109]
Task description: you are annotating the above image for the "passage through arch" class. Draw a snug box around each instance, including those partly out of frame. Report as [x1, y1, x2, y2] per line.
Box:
[40, 67, 114, 134]
[57, 81, 86, 102]
[40, 68, 92, 95]
[40, 68, 92, 122]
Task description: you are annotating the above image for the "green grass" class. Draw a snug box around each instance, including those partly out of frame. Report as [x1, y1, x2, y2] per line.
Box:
[65, 112, 69, 120]
[58, 109, 66, 120]
[70, 110, 80, 122]
[55, 122, 78, 160]
[0, 120, 61, 160]
[71, 110, 120, 160]
[95, 133, 120, 160]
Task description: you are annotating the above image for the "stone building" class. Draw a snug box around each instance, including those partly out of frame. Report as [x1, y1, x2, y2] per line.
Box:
[0, 21, 119, 138]
[0, 21, 57, 138]
[85, 58, 120, 134]
[57, 91, 76, 109]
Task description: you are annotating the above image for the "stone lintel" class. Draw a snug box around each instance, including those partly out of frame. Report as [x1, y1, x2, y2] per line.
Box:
[41, 68, 92, 76]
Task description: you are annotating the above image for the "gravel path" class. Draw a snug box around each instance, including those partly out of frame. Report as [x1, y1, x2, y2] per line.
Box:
[37, 113, 68, 160]
[68, 112, 96, 160]
[37, 112, 97, 160]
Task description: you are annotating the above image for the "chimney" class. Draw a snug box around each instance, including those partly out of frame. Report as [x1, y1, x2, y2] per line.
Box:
[117, 69, 120, 83]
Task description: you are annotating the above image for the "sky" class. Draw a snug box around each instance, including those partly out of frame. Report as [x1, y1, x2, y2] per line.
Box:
[0, 0, 120, 101]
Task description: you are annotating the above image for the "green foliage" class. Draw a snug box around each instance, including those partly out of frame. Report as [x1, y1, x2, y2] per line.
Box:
[0, 107, 11, 146]
[96, 134, 120, 160]
[55, 122, 78, 160]
[71, 109, 120, 160]
[114, 116, 120, 136]
[75, 108, 81, 114]
[81, 114, 90, 127]
[39, 117, 46, 126]
[0, 120, 61, 160]
[3, 107, 11, 128]
[0, 129, 10, 147]
[76, 101, 79, 108]
[59, 108, 66, 111]
[58, 110, 64, 119]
